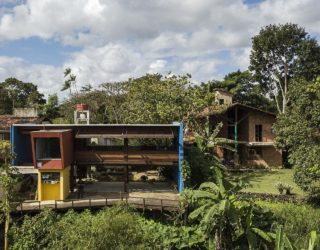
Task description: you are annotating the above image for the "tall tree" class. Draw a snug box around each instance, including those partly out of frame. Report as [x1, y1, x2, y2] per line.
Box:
[273, 77, 320, 198]
[0, 141, 20, 250]
[0, 78, 45, 113]
[61, 68, 78, 96]
[0, 85, 11, 115]
[122, 73, 213, 125]
[249, 23, 320, 113]
[100, 81, 127, 124]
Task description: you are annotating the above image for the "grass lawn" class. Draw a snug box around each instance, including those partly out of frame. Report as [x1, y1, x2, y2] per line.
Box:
[226, 168, 306, 196]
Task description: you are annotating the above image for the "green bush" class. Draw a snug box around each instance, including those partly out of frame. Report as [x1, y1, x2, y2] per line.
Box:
[10, 205, 157, 250]
[256, 201, 320, 248]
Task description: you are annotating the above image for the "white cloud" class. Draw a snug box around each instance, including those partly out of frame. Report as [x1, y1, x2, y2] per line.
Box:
[0, 0, 320, 98]
[0, 56, 62, 97]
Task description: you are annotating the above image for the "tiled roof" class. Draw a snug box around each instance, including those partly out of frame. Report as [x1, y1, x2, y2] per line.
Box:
[0, 116, 44, 130]
[198, 103, 276, 118]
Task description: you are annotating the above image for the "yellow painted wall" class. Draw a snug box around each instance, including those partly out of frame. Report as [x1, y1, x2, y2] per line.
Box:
[38, 166, 71, 201]
[60, 166, 70, 200]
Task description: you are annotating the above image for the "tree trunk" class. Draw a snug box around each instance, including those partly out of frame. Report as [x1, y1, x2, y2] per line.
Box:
[4, 192, 9, 250]
[214, 230, 223, 250]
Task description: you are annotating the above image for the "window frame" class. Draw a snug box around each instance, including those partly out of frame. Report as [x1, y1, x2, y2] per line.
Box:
[255, 124, 263, 142]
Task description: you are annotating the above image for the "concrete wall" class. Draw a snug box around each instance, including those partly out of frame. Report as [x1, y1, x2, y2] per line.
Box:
[13, 108, 38, 117]
[248, 110, 276, 142]
[215, 91, 233, 105]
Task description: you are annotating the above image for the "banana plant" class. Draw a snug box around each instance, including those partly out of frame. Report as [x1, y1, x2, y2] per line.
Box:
[273, 226, 318, 250]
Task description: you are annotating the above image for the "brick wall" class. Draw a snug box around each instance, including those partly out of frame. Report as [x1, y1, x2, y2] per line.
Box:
[262, 147, 282, 167]
[248, 111, 276, 142]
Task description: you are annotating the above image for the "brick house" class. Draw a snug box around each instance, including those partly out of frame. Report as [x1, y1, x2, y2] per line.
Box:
[200, 90, 282, 167]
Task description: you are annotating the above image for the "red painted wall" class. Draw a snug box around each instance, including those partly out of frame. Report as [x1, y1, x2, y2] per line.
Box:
[31, 130, 73, 169]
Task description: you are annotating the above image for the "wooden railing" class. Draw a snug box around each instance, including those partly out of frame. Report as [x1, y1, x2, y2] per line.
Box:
[12, 195, 180, 213]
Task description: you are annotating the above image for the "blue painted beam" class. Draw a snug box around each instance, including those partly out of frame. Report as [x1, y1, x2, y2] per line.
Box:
[177, 123, 184, 192]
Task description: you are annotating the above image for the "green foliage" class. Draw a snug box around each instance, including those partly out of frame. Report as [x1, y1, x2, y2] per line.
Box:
[11, 205, 156, 250]
[249, 23, 320, 113]
[256, 201, 320, 249]
[184, 122, 231, 188]
[122, 73, 212, 125]
[0, 78, 45, 114]
[61, 67, 77, 95]
[273, 226, 319, 250]
[274, 78, 320, 198]
[0, 141, 21, 250]
[141, 219, 205, 249]
[60, 90, 110, 123]
[275, 182, 294, 195]
[60, 73, 213, 125]
[208, 70, 276, 113]
[183, 180, 274, 250]
[10, 209, 58, 250]
[0, 85, 11, 114]
[39, 94, 59, 121]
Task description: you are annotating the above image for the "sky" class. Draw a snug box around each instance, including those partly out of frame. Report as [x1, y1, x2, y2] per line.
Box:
[0, 0, 320, 99]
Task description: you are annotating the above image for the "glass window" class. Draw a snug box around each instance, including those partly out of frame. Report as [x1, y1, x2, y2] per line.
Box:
[41, 172, 60, 184]
[255, 125, 263, 142]
[36, 138, 61, 159]
[219, 99, 225, 105]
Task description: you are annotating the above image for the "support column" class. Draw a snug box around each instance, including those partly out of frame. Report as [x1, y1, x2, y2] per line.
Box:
[124, 138, 129, 192]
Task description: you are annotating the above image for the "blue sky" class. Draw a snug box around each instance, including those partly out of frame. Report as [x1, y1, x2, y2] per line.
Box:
[0, 0, 319, 98]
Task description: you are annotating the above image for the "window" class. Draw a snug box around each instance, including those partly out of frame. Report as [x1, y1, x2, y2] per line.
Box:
[219, 99, 225, 105]
[36, 138, 61, 159]
[255, 125, 263, 142]
[41, 172, 60, 184]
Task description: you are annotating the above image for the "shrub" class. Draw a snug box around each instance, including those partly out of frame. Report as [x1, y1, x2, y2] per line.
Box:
[256, 201, 320, 248]
[275, 182, 294, 195]
[10, 205, 157, 250]
[283, 183, 294, 195]
[275, 182, 285, 194]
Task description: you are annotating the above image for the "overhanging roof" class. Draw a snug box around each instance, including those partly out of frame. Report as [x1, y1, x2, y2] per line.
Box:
[198, 103, 276, 117]
[14, 123, 180, 139]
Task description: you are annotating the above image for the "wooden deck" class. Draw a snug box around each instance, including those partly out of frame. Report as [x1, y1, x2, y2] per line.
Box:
[13, 195, 180, 213]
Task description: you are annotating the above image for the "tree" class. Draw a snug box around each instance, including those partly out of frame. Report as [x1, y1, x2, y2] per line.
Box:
[61, 68, 78, 96]
[273, 77, 320, 198]
[0, 141, 20, 250]
[122, 73, 213, 125]
[249, 23, 320, 113]
[101, 81, 127, 124]
[183, 181, 274, 249]
[59, 90, 112, 124]
[40, 94, 59, 121]
[212, 70, 277, 112]
[0, 85, 11, 115]
[0, 78, 45, 113]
